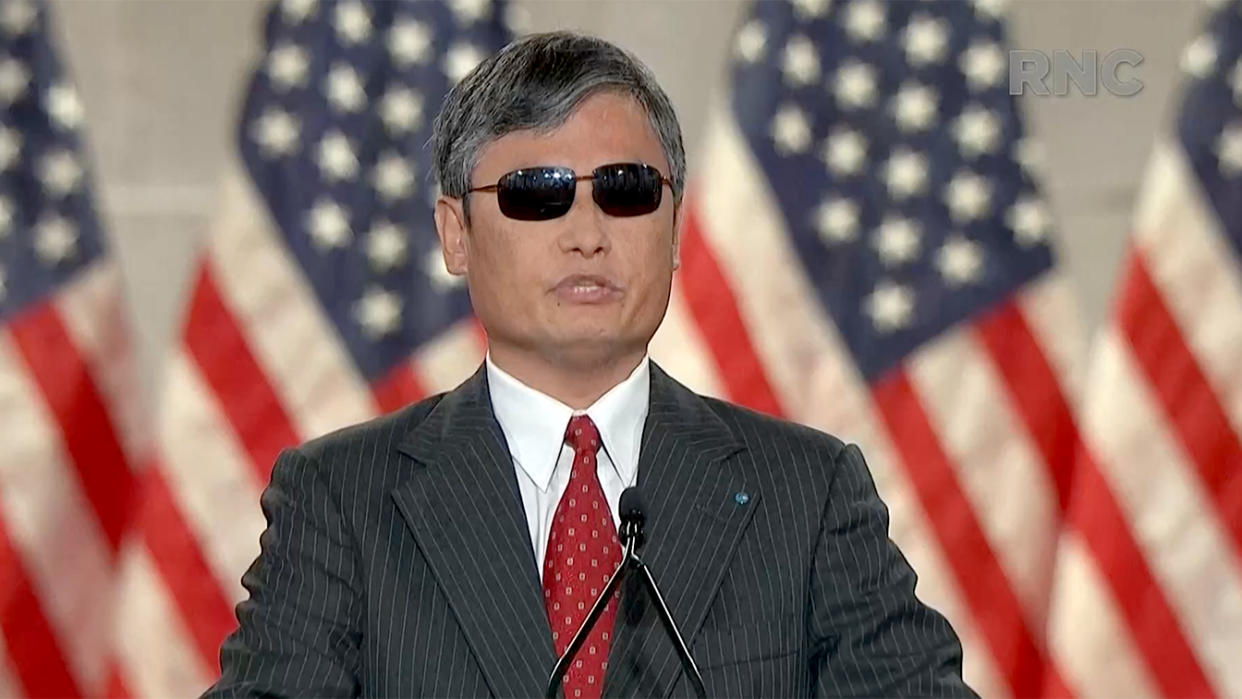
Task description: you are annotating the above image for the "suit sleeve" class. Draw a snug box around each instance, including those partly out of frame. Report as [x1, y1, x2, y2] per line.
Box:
[203, 447, 362, 698]
[808, 443, 976, 698]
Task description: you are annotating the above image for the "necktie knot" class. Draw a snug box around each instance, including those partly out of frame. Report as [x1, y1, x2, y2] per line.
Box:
[565, 414, 601, 455]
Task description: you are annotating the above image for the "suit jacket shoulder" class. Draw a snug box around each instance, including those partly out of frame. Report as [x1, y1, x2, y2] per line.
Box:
[698, 391, 848, 460]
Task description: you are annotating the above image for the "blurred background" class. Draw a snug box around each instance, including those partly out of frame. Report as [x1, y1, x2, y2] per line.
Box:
[1, 0, 1239, 697]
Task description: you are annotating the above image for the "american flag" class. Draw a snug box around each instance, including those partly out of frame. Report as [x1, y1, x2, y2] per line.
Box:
[0, 0, 144, 695]
[1043, 2, 1242, 696]
[108, 0, 512, 695]
[649, 0, 1086, 696]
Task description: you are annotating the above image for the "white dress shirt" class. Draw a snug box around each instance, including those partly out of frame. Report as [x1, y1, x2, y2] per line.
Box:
[485, 354, 650, 571]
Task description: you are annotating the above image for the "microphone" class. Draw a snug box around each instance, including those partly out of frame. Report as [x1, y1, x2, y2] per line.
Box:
[619, 486, 645, 549]
[544, 487, 706, 699]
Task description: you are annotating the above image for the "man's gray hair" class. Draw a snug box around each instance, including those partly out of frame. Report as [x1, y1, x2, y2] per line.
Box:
[431, 31, 686, 216]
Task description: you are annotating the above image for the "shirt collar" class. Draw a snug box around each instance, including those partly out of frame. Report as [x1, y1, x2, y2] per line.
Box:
[486, 353, 649, 493]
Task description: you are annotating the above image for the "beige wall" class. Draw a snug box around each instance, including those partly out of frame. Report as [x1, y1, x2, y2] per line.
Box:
[48, 0, 1208, 403]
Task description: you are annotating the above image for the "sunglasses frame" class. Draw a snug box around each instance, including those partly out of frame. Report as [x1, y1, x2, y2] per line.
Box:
[466, 162, 673, 221]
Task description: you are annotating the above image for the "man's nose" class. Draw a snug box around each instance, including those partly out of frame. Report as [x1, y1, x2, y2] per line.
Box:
[556, 184, 610, 256]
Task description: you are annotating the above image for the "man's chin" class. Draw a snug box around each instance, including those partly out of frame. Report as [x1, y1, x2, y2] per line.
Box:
[545, 335, 643, 368]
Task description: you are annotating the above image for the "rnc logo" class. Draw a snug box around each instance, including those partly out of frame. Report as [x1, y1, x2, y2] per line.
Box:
[1009, 49, 1145, 97]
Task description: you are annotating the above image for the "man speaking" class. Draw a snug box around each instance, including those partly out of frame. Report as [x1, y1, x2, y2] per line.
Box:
[206, 31, 974, 698]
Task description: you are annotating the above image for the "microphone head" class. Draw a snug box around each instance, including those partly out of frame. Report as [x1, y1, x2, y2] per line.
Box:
[619, 487, 645, 525]
[619, 487, 646, 549]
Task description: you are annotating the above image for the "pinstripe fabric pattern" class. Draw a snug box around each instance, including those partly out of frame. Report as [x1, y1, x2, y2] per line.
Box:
[205, 362, 973, 698]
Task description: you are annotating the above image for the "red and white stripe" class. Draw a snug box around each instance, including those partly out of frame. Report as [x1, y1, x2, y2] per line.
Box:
[1045, 530, 1162, 698]
[206, 173, 378, 437]
[112, 541, 213, 698]
[1047, 139, 1242, 698]
[0, 260, 143, 697]
[0, 636, 22, 699]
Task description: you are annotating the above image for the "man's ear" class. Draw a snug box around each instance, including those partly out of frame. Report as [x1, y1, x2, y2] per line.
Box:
[671, 203, 683, 270]
[434, 195, 470, 277]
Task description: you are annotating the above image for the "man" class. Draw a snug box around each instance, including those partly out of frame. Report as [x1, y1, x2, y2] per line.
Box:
[207, 31, 974, 698]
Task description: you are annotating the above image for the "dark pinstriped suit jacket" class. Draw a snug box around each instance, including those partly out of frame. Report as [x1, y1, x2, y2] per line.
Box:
[205, 362, 975, 698]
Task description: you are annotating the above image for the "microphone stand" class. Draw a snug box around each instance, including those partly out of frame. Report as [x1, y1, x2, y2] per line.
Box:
[629, 551, 707, 699]
[544, 516, 706, 699]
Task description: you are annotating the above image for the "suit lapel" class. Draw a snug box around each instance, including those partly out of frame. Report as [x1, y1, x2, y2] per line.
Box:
[602, 364, 759, 698]
[392, 367, 556, 699]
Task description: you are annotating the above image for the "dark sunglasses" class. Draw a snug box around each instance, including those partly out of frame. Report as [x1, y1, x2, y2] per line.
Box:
[467, 162, 672, 221]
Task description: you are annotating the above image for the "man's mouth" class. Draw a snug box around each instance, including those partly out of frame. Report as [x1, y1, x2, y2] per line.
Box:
[552, 275, 623, 304]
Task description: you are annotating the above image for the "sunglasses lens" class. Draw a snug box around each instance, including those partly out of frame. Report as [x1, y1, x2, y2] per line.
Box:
[592, 163, 664, 217]
[496, 167, 575, 221]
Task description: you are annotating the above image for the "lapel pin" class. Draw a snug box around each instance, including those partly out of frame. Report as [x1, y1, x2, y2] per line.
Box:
[734, 492, 750, 506]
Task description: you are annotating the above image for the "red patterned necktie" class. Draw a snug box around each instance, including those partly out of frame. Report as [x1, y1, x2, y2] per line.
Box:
[542, 415, 623, 699]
